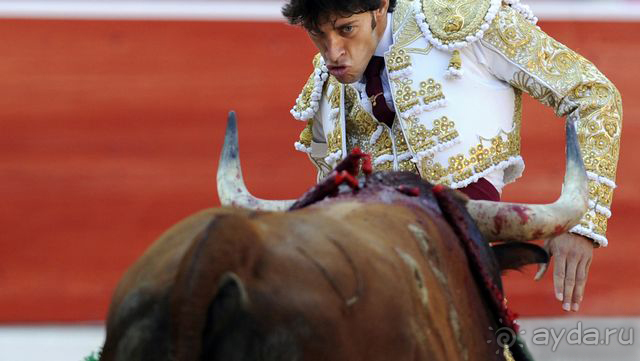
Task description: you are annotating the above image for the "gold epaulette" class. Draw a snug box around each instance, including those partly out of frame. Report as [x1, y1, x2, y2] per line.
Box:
[410, 0, 536, 51]
[420, 0, 498, 49]
[397, 0, 537, 79]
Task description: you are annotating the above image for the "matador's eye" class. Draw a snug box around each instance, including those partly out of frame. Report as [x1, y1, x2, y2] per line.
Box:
[341, 25, 354, 35]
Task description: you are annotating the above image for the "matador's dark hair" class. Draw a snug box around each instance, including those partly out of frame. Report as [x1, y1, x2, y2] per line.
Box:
[282, 0, 397, 33]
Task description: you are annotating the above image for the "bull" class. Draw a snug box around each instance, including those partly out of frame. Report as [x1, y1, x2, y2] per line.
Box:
[99, 113, 588, 361]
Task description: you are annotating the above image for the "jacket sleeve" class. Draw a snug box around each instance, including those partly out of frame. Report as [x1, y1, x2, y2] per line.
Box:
[474, 4, 622, 247]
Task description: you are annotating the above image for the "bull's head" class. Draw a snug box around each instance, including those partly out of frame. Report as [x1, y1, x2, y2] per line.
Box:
[217, 112, 588, 243]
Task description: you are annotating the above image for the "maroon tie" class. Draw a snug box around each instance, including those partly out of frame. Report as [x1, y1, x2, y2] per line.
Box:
[364, 56, 396, 127]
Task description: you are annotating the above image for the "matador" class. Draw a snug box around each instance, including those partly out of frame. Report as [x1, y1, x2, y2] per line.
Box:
[285, 0, 622, 312]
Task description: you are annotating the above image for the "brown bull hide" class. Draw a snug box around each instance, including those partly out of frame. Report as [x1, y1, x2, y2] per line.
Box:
[101, 208, 251, 360]
[101, 188, 521, 361]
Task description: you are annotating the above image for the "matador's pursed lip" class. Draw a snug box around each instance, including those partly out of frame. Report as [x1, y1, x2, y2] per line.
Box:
[327, 65, 348, 76]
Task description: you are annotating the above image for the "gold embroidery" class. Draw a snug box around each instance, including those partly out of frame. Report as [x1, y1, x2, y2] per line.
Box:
[387, 48, 412, 73]
[325, 78, 344, 155]
[327, 128, 342, 155]
[393, 0, 424, 47]
[438, 129, 519, 185]
[395, 78, 421, 113]
[298, 119, 313, 147]
[293, 71, 317, 114]
[421, 0, 493, 45]
[329, 78, 341, 109]
[405, 47, 433, 56]
[485, 5, 622, 240]
[375, 162, 395, 171]
[392, 0, 411, 35]
[407, 116, 460, 154]
[588, 179, 614, 209]
[369, 92, 385, 107]
[448, 50, 462, 71]
[374, 133, 394, 160]
[419, 157, 450, 186]
[399, 160, 418, 172]
[341, 84, 418, 174]
[393, 123, 418, 172]
[394, 123, 410, 154]
[344, 85, 395, 163]
[292, 54, 325, 115]
[444, 15, 464, 33]
[485, 7, 594, 94]
[509, 71, 558, 108]
[393, 78, 446, 113]
[570, 83, 621, 182]
[344, 83, 358, 111]
[417, 93, 522, 187]
[579, 211, 608, 236]
[421, 79, 445, 105]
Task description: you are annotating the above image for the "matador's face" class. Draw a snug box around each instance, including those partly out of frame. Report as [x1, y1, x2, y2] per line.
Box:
[306, 4, 388, 84]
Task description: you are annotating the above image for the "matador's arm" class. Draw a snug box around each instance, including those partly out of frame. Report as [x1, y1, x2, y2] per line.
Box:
[474, 4, 622, 247]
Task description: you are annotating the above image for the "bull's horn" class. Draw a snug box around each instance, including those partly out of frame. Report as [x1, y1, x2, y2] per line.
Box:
[217, 112, 295, 211]
[466, 120, 588, 242]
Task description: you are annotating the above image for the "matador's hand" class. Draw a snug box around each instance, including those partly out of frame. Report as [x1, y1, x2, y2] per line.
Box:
[534, 232, 594, 312]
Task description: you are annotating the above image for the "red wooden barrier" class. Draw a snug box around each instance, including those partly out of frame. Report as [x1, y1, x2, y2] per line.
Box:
[0, 19, 637, 321]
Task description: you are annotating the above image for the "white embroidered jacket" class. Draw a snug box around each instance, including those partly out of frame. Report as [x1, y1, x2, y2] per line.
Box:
[291, 0, 622, 247]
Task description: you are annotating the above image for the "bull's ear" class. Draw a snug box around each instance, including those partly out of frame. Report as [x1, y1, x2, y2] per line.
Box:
[201, 272, 250, 359]
[491, 243, 549, 274]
